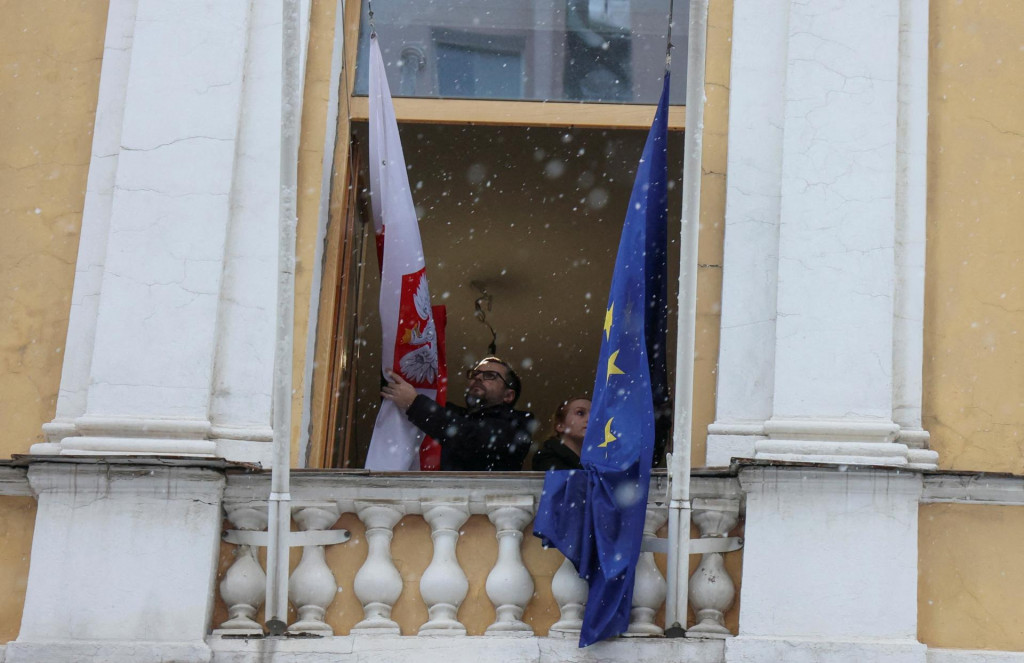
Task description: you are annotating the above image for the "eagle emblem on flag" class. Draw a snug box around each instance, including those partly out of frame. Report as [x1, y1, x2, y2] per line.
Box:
[396, 269, 438, 387]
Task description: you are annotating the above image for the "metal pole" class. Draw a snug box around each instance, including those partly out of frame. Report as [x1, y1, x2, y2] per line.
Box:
[665, 0, 709, 633]
[266, 0, 302, 635]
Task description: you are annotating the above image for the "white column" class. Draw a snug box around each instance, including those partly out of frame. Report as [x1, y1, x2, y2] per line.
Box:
[708, 0, 936, 468]
[418, 499, 471, 636]
[625, 505, 668, 636]
[726, 467, 925, 663]
[35, 0, 310, 465]
[484, 496, 535, 635]
[208, 0, 300, 465]
[39, 0, 138, 449]
[687, 498, 739, 636]
[893, 0, 937, 470]
[767, 0, 901, 457]
[351, 501, 405, 634]
[215, 502, 268, 635]
[9, 463, 225, 663]
[288, 503, 342, 634]
[704, 0, 788, 467]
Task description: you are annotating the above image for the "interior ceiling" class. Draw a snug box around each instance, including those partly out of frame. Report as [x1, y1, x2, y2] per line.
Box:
[345, 121, 683, 466]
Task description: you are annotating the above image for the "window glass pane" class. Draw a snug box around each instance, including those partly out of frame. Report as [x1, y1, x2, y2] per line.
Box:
[354, 0, 688, 105]
[437, 42, 524, 98]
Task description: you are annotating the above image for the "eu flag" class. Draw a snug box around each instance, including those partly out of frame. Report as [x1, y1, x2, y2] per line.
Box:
[533, 74, 670, 647]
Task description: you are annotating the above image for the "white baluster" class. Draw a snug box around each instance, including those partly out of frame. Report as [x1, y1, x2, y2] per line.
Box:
[216, 503, 267, 635]
[626, 504, 668, 635]
[351, 500, 405, 634]
[418, 499, 471, 635]
[288, 503, 342, 634]
[548, 556, 587, 637]
[484, 496, 535, 635]
[688, 498, 739, 636]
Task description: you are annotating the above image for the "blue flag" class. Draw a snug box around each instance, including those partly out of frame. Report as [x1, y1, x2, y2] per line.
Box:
[533, 75, 670, 647]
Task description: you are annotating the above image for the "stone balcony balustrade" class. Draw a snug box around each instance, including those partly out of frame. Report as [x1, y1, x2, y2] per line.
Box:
[214, 470, 743, 642]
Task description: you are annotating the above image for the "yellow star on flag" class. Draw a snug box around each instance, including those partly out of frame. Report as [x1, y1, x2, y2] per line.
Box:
[604, 303, 614, 341]
[599, 417, 617, 447]
[606, 349, 625, 383]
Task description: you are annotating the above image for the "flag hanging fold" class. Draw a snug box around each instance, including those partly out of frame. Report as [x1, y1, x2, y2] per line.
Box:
[533, 74, 670, 647]
[365, 34, 445, 471]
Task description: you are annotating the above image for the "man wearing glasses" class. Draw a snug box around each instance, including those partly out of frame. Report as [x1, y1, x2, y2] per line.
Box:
[381, 356, 537, 471]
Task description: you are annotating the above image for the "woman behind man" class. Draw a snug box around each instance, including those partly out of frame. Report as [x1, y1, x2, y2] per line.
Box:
[531, 397, 591, 471]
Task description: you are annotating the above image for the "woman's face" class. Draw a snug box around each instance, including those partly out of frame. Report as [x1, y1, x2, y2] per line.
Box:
[557, 399, 591, 443]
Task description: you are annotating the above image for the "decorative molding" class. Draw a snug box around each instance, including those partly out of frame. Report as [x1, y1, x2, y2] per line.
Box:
[224, 471, 741, 515]
[739, 465, 924, 498]
[707, 423, 766, 437]
[725, 637, 926, 663]
[210, 425, 274, 442]
[207, 633, 728, 662]
[922, 473, 1024, 506]
[59, 437, 217, 456]
[26, 463, 225, 500]
[6, 641, 212, 663]
[754, 441, 910, 467]
[892, 0, 931, 443]
[928, 649, 1024, 663]
[763, 419, 900, 444]
[73, 415, 212, 438]
[0, 466, 31, 497]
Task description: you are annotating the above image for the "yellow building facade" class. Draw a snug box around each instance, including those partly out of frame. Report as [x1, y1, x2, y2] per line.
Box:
[1, 0, 1023, 659]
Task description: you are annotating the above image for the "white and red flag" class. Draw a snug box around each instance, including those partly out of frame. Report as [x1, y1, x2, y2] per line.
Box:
[365, 34, 446, 471]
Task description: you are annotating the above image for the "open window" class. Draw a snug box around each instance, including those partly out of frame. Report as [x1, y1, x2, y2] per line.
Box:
[310, 0, 690, 469]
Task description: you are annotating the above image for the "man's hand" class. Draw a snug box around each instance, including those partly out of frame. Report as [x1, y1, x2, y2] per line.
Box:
[381, 370, 417, 411]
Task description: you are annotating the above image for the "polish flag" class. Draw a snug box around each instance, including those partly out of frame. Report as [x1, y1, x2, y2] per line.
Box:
[364, 34, 445, 471]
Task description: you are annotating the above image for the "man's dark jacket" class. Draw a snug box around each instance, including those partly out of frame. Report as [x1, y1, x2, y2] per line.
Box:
[405, 395, 535, 471]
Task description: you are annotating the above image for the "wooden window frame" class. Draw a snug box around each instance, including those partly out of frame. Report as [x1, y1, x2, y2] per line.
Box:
[306, 1, 687, 468]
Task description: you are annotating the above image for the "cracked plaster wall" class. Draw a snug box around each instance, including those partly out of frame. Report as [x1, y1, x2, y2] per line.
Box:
[922, 0, 1024, 475]
[918, 0, 1024, 652]
[919, 503, 1024, 651]
[0, 0, 107, 456]
[0, 497, 37, 643]
[0, 0, 108, 644]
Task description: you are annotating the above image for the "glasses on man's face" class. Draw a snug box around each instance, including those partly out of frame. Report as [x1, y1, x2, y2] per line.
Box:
[466, 369, 509, 386]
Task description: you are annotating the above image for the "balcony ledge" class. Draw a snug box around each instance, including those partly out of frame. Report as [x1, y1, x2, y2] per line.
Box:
[207, 632, 727, 663]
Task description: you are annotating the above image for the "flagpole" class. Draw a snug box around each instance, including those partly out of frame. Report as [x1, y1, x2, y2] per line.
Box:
[665, 0, 708, 633]
[265, 0, 301, 635]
